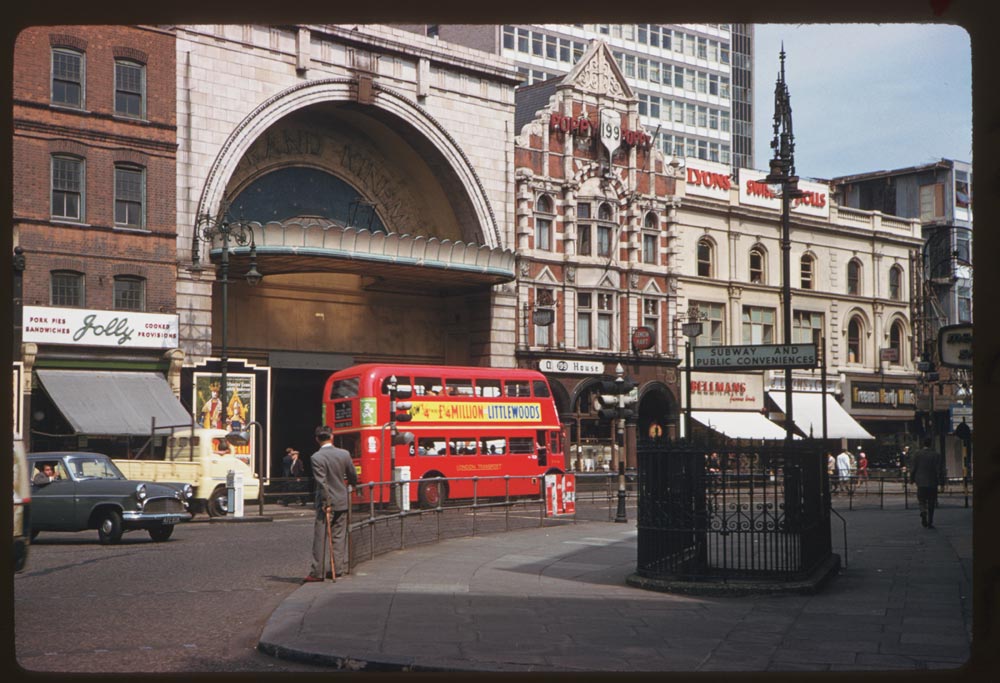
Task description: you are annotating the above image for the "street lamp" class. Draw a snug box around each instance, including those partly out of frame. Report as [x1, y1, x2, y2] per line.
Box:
[682, 307, 703, 440]
[191, 208, 263, 427]
[761, 47, 803, 443]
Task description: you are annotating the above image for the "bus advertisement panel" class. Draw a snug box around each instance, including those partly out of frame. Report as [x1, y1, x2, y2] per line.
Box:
[322, 364, 567, 507]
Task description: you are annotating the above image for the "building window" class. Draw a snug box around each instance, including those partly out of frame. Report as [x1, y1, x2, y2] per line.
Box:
[800, 254, 814, 289]
[576, 202, 591, 256]
[847, 317, 863, 363]
[847, 259, 862, 296]
[577, 292, 592, 348]
[596, 202, 615, 258]
[955, 170, 971, 210]
[113, 276, 145, 311]
[502, 26, 515, 50]
[889, 321, 904, 365]
[51, 270, 84, 307]
[51, 155, 84, 221]
[114, 59, 145, 118]
[792, 310, 823, 346]
[114, 165, 145, 228]
[643, 298, 659, 351]
[642, 212, 658, 265]
[749, 247, 765, 284]
[742, 306, 775, 345]
[919, 182, 945, 221]
[888, 265, 903, 301]
[597, 292, 614, 349]
[958, 286, 972, 322]
[534, 287, 554, 347]
[697, 239, 713, 277]
[534, 194, 553, 251]
[52, 48, 84, 108]
[692, 301, 724, 346]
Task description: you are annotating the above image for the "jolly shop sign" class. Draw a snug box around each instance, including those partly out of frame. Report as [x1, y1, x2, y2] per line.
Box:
[23, 305, 180, 349]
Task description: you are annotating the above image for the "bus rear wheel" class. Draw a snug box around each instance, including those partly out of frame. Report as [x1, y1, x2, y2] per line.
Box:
[418, 479, 447, 508]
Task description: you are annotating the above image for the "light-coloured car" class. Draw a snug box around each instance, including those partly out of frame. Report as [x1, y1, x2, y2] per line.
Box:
[114, 428, 260, 517]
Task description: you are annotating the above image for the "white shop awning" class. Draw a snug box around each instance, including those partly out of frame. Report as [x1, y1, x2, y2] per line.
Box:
[36, 369, 193, 436]
[692, 411, 796, 440]
[767, 391, 874, 440]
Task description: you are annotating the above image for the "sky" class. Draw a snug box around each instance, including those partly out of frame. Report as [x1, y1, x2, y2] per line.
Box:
[752, 23, 972, 180]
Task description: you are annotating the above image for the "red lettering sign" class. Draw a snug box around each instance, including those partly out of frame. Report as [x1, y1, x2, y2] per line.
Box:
[687, 168, 732, 191]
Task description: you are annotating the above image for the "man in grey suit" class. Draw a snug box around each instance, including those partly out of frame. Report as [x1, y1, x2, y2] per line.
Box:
[304, 425, 358, 582]
[909, 437, 944, 529]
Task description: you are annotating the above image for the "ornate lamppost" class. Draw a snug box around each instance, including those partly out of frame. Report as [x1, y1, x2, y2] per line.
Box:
[191, 208, 263, 429]
[761, 47, 804, 443]
[682, 307, 703, 440]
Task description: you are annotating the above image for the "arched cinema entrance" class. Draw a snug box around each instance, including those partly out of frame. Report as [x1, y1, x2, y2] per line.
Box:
[189, 80, 515, 471]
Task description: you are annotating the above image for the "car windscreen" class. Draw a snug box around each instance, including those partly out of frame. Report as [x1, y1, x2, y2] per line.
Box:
[68, 456, 126, 480]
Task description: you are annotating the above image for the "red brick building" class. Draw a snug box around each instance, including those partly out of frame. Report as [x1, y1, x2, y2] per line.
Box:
[512, 41, 682, 470]
[12, 25, 186, 455]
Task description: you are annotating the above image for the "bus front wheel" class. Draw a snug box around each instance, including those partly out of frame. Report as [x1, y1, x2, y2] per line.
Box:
[418, 479, 447, 508]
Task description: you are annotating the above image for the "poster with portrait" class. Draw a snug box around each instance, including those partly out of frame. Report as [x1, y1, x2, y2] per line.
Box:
[192, 372, 256, 468]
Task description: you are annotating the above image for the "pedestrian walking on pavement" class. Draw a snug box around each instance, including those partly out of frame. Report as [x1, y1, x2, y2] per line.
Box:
[836, 448, 854, 494]
[826, 453, 838, 492]
[910, 437, 944, 529]
[304, 426, 357, 583]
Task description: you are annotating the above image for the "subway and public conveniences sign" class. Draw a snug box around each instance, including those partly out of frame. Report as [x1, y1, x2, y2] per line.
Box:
[693, 344, 818, 371]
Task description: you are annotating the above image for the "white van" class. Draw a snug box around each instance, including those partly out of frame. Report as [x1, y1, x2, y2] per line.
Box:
[114, 428, 260, 517]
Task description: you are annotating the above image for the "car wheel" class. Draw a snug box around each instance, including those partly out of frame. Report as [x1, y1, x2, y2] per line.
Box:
[97, 509, 124, 545]
[148, 525, 174, 542]
[207, 486, 229, 517]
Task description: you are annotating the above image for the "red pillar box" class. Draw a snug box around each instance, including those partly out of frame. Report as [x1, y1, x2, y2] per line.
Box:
[545, 473, 576, 516]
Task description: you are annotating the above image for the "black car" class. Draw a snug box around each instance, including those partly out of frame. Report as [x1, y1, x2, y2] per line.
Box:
[28, 451, 193, 544]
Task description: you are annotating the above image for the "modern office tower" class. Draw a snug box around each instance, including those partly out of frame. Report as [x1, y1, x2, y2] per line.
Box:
[401, 24, 753, 171]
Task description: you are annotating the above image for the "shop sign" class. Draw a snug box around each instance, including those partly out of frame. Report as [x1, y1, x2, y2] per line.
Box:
[549, 112, 593, 137]
[938, 324, 972, 368]
[23, 305, 179, 350]
[684, 160, 733, 200]
[539, 359, 605, 375]
[738, 169, 831, 218]
[690, 372, 764, 410]
[693, 343, 817, 371]
[850, 382, 917, 409]
[631, 326, 655, 351]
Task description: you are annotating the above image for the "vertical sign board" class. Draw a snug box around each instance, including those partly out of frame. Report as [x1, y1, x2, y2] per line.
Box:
[12, 363, 23, 442]
[600, 109, 621, 157]
[545, 473, 576, 516]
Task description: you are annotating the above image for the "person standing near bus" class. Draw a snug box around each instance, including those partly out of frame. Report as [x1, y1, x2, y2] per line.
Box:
[304, 426, 357, 582]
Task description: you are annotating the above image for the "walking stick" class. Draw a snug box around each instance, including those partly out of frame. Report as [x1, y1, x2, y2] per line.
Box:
[324, 506, 337, 582]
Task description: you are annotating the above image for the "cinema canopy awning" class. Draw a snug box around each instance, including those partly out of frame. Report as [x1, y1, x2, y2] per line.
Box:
[767, 391, 874, 440]
[692, 411, 796, 440]
[36, 369, 192, 436]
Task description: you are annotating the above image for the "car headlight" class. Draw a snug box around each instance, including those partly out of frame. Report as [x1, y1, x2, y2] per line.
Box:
[136, 483, 147, 500]
[182, 484, 193, 499]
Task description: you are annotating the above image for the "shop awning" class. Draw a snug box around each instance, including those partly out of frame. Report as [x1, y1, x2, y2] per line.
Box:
[36, 369, 193, 436]
[692, 411, 797, 440]
[767, 391, 874, 440]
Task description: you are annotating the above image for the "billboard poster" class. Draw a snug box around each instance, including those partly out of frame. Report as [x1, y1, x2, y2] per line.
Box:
[192, 372, 256, 468]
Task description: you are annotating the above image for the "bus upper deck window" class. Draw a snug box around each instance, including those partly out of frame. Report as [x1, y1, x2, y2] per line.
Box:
[332, 377, 360, 399]
[446, 379, 474, 396]
[505, 380, 530, 397]
[532, 380, 551, 397]
[415, 377, 443, 396]
[477, 379, 502, 397]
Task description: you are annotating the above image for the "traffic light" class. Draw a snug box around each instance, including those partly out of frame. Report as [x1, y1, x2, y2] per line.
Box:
[393, 400, 413, 423]
[620, 378, 638, 421]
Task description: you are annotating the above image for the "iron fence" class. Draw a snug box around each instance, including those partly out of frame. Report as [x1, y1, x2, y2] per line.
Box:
[634, 439, 832, 582]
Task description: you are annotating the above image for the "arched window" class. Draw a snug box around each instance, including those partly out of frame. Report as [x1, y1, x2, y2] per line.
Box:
[847, 259, 862, 296]
[749, 246, 765, 284]
[888, 265, 903, 301]
[800, 254, 814, 290]
[889, 321, 904, 365]
[847, 317, 863, 364]
[52, 47, 85, 108]
[596, 202, 615, 257]
[697, 238, 713, 277]
[50, 270, 85, 307]
[113, 275, 146, 311]
[114, 164, 145, 228]
[534, 194, 553, 251]
[52, 154, 85, 221]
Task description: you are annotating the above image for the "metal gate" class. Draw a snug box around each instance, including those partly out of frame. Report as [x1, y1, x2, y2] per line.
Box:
[635, 438, 833, 583]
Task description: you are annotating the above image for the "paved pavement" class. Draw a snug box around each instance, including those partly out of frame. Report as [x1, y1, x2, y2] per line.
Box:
[255, 501, 974, 673]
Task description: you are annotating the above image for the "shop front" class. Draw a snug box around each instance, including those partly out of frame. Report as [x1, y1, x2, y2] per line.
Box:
[689, 372, 790, 440]
[844, 375, 920, 470]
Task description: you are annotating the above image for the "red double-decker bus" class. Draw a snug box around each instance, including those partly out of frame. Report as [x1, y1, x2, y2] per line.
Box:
[322, 364, 566, 507]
